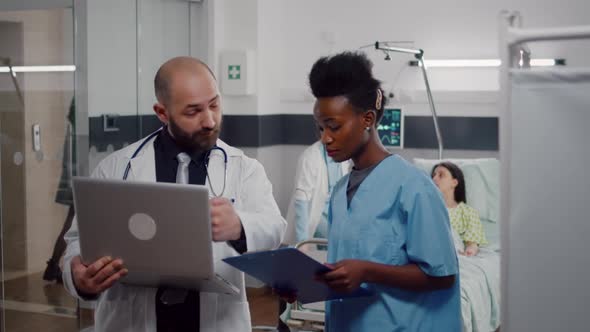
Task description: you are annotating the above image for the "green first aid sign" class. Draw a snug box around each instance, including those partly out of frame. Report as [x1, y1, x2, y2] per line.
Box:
[228, 65, 241, 80]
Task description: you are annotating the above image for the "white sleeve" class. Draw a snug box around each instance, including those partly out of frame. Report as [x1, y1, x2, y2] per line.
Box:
[293, 146, 320, 242]
[235, 159, 287, 252]
[293, 146, 319, 201]
[61, 161, 110, 300]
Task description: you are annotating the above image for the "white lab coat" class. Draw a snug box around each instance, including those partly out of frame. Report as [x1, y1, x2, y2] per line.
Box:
[283, 141, 350, 245]
[62, 137, 286, 332]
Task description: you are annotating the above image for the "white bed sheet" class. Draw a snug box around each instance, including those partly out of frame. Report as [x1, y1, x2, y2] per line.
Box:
[459, 247, 501, 332]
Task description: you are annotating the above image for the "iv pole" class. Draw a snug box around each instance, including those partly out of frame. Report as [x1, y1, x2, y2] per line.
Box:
[374, 42, 444, 159]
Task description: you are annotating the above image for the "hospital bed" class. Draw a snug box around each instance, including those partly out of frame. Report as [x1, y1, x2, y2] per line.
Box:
[283, 158, 501, 332]
[414, 158, 501, 332]
[284, 239, 328, 332]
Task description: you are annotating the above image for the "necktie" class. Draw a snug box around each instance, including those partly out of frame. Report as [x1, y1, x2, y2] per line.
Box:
[176, 152, 191, 184]
[155, 145, 201, 330]
[159, 153, 192, 306]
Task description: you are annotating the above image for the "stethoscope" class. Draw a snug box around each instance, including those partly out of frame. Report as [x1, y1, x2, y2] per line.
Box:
[122, 127, 228, 197]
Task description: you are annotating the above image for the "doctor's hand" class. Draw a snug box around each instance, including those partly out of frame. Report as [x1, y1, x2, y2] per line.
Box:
[210, 197, 242, 242]
[317, 259, 368, 293]
[71, 255, 128, 296]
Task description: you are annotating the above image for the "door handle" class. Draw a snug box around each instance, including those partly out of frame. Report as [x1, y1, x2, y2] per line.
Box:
[32, 124, 41, 152]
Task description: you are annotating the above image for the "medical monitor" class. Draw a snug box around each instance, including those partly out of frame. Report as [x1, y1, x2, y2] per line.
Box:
[377, 108, 404, 148]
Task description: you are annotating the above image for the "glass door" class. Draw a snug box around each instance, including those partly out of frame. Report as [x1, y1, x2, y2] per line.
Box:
[1, 0, 199, 330]
[0, 4, 85, 331]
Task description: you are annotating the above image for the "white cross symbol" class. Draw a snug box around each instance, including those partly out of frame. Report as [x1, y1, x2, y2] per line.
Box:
[229, 66, 240, 79]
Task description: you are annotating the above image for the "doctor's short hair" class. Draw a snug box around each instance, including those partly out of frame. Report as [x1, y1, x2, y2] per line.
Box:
[308, 51, 387, 125]
[431, 161, 467, 204]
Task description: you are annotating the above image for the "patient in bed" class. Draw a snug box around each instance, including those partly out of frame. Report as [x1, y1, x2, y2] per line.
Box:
[432, 161, 487, 256]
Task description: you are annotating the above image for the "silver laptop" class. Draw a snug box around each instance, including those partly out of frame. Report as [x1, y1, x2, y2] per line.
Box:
[72, 177, 239, 296]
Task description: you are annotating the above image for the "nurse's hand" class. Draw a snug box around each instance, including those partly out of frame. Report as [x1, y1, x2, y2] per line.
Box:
[210, 197, 242, 242]
[71, 255, 128, 296]
[317, 259, 368, 293]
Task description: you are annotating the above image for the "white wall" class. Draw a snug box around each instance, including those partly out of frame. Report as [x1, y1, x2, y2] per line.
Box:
[79, 0, 590, 210]
[274, 0, 590, 119]
[137, 0, 190, 116]
[256, 0, 283, 116]
[76, 0, 590, 119]
[280, 0, 590, 95]
[80, 0, 212, 173]
[212, 0, 590, 215]
[85, 0, 137, 117]
[212, 0, 259, 116]
[212, 0, 587, 118]
[79, 0, 199, 118]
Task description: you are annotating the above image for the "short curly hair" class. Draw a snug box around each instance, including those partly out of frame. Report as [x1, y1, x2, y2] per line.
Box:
[308, 51, 387, 125]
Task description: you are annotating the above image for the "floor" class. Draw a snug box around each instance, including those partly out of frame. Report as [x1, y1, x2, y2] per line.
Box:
[4, 310, 78, 332]
[4, 272, 76, 308]
[248, 287, 280, 329]
[1, 272, 501, 332]
[1, 272, 280, 331]
[1, 272, 93, 331]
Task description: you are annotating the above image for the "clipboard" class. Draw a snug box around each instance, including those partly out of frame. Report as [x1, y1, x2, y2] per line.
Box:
[222, 247, 373, 304]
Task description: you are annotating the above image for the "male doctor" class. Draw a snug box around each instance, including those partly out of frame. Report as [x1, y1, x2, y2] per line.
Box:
[62, 57, 286, 331]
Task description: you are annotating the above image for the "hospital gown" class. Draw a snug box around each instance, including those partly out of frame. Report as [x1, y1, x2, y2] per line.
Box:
[326, 155, 461, 332]
[448, 202, 488, 245]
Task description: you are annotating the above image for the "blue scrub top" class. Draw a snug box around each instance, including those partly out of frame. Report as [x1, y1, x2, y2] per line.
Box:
[326, 155, 461, 332]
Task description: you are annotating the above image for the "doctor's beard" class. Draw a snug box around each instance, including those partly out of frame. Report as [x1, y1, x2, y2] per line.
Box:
[168, 117, 221, 152]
